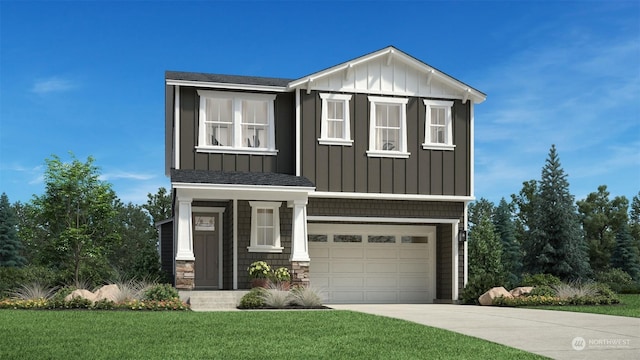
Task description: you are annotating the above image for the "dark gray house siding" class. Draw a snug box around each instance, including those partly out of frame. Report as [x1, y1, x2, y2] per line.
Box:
[301, 91, 471, 196]
[169, 86, 295, 174]
[159, 220, 174, 285]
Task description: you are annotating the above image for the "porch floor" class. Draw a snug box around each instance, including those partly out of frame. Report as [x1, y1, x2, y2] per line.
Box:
[179, 290, 250, 311]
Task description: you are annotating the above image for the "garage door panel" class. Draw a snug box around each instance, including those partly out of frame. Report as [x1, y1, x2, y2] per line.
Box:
[331, 248, 364, 259]
[310, 262, 330, 273]
[332, 291, 364, 302]
[366, 262, 397, 273]
[400, 248, 428, 259]
[309, 247, 329, 258]
[312, 277, 330, 288]
[400, 291, 429, 303]
[332, 277, 364, 288]
[366, 291, 398, 303]
[399, 262, 427, 273]
[400, 276, 429, 288]
[365, 277, 396, 288]
[367, 248, 398, 259]
[332, 262, 364, 273]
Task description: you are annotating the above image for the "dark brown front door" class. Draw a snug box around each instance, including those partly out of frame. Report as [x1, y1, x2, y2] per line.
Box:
[193, 213, 219, 289]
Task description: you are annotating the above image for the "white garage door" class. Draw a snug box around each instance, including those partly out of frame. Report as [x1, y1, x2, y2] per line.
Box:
[308, 223, 436, 304]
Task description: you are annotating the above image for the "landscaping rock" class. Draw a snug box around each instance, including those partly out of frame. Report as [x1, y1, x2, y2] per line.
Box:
[65, 289, 97, 303]
[510, 286, 533, 298]
[94, 284, 120, 302]
[479, 287, 513, 306]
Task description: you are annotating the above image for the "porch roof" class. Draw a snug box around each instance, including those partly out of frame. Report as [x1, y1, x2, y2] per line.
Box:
[171, 169, 315, 188]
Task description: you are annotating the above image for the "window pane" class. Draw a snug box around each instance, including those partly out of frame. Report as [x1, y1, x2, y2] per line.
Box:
[387, 105, 400, 127]
[401, 236, 429, 244]
[308, 234, 328, 242]
[431, 108, 445, 125]
[242, 124, 268, 148]
[257, 209, 273, 226]
[206, 98, 232, 122]
[242, 100, 268, 124]
[368, 235, 395, 243]
[334, 235, 362, 243]
[431, 125, 445, 144]
[328, 119, 343, 138]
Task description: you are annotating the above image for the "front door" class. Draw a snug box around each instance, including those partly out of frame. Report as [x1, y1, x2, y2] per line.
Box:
[193, 213, 219, 289]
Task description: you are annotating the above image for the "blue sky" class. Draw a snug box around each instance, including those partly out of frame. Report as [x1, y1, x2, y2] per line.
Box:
[1, 1, 638, 205]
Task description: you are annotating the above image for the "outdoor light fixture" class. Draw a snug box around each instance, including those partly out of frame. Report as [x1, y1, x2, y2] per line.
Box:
[458, 228, 467, 243]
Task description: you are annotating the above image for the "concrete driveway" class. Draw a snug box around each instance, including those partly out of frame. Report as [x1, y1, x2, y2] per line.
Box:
[330, 304, 640, 360]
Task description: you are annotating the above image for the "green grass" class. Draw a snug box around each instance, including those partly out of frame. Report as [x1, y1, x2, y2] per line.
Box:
[0, 310, 545, 359]
[530, 294, 640, 318]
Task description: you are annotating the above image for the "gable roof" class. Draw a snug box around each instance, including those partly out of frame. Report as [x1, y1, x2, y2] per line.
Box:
[288, 46, 486, 103]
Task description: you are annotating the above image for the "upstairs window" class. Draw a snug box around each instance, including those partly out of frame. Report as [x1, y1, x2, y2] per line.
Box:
[319, 93, 353, 146]
[197, 90, 277, 155]
[248, 201, 283, 253]
[367, 96, 409, 158]
[423, 100, 455, 150]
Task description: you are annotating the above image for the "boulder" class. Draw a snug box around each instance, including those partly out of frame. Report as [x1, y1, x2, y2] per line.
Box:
[65, 289, 97, 303]
[94, 284, 120, 302]
[510, 286, 533, 298]
[478, 287, 513, 306]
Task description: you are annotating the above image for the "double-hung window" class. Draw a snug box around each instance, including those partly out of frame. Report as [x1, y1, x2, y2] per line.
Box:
[197, 90, 277, 155]
[423, 100, 455, 150]
[248, 201, 283, 253]
[367, 96, 409, 158]
[318, 93, 353, 146]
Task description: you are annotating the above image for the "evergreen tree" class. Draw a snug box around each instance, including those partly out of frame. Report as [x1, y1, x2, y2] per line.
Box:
[0, 193, 26, 267]
[493, 198, 522, 287]
[512, 180, 541, 274]
[611, 222, 640, 281]
[534, 145, 590, 280]
[629, 192, 640, 255]
[577, 185, 628, 272]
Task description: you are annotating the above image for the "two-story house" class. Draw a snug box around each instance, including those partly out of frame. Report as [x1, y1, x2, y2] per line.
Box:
[161, 46, 486, 304]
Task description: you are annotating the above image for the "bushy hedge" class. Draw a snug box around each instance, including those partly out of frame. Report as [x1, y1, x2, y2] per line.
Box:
[494, 282, 620, 307]
[0, 297, 190, 311]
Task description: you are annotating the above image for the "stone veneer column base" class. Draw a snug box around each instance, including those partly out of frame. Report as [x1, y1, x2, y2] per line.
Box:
[291, 261, 310, 287]
[175, 260, 195, 290]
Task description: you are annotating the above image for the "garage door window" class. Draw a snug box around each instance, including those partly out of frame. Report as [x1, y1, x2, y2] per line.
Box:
[401, 236, 429, 243]
[309, 234, 328, 242]
[334, 235, 362, 243]
[368, 235, 395, 243]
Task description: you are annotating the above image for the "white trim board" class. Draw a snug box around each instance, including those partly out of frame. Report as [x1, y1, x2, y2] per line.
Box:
[166, 79, 288, 93]
[310, 191, 474, 202]
[307, 216, 459, 224]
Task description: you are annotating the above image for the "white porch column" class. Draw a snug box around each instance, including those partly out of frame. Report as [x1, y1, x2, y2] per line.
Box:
[289, 199, 310, 262]
[175, 198, 195, 261]
[452, 222, 460, 301]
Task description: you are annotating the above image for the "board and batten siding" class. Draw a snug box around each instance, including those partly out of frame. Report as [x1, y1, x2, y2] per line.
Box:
[174, 86, 295, 174]
[301, 91, 471, 196]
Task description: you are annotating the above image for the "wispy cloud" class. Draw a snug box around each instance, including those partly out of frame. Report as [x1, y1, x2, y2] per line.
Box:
[100, 171, 155, 181]
[31, 76, 78, 94]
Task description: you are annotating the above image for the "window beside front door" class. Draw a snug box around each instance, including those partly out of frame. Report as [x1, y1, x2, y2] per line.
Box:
[248, 201, 283, 253]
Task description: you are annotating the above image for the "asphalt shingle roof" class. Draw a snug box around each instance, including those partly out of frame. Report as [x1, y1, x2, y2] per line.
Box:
[171, 169, 315, 188]
[165, 71, 292, 87]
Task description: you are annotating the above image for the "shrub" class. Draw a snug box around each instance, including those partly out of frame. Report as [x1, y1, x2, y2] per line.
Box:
[261, 283, 292, 308]
[247, 261, 271, 279]
[521, 273, 562, 287]
[527, 285, 554, 297]
[0, 266, 62, 298]
[460, 274, 503, 305]
[551, 282, 598, 299]
[289, 286, 323, 307]
[93, 299, 117, 310]
[10, 282, 58, 301]
[594, 268, 635, 293]
[143, 284, 179, 301]
[271, 267, 291, 282]
[238, 288, 265, 309]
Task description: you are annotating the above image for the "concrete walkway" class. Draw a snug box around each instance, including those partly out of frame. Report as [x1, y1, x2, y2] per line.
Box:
[330, 304, 640, 360]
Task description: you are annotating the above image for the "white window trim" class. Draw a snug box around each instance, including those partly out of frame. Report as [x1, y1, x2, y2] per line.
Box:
[318, 93, 353, 146]
[423, 99, 455, 151]
[196, 90, 278, 155]
[248, 201, 283, 253]
[367, 96, 410, 158]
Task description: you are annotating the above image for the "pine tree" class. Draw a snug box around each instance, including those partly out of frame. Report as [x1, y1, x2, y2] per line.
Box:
[0, 193, 26, 267]
[611, 222, 640, 281]
[535, 145, 590, 280]
[493, 198, 522, 287]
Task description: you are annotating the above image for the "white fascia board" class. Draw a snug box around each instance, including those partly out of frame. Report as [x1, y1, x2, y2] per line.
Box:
[310, 191, 474, 202]
[166, 79, 289, 93]
[174, 183, 315, 201]
[307, 216, 460, 224]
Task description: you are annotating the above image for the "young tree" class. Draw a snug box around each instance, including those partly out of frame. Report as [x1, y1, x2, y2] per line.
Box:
[534, 145, 590, 280]
[577, 185, 629, 272]
[30, 154, 120, 285]
[110, 202, 162, 280]
[511, 180, 541, 274]
[630, 192, 640, 253]
[493, 198, 521, 287]
[143, 187, 172, 225]
[0, 193, 26, 267]
[611, 222, 640, 281]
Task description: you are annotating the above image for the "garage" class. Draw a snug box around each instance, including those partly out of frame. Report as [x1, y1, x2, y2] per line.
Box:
[308, 223, 437, 304]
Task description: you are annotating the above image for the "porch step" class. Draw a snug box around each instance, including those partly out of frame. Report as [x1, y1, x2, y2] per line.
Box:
[180, 290, 249, 311]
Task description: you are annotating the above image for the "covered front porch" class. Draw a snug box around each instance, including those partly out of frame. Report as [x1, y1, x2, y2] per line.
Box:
[171, 169, 315, 290]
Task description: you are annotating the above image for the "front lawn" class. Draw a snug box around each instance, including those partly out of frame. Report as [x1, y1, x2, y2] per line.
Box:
[0, 310, 545, 359]
[529, 294, 640, 318]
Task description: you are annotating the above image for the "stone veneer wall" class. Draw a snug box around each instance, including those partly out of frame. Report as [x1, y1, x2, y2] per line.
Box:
[291, 261, 310, 286]
[175, 260, 194, 290]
